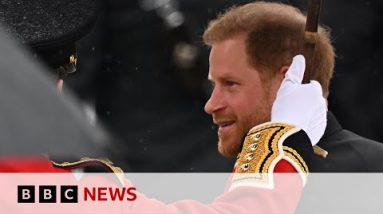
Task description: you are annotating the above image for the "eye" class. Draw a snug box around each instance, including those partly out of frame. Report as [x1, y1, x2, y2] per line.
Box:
[224, 80, 238, 87]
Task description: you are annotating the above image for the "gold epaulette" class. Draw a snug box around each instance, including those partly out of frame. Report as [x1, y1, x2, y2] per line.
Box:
[52, 157, 124, 185]
[230, 122, 310, 190]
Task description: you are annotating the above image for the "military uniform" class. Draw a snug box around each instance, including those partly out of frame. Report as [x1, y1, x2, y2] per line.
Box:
[114, 122, 312, 213]
[0, 122, 313, 214]
[311, 112, 383, 172]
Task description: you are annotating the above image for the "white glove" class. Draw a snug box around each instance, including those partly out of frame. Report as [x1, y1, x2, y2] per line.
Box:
[271, 55, 327, 145]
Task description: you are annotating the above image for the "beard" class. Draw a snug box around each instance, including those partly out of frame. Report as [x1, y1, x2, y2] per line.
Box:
[216, 106, 271, 157]
[213, 79, 277, 157]
[217, 135, 244, 157]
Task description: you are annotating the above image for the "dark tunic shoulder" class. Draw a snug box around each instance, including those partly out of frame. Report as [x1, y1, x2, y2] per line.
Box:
[311, 112, 383, 172]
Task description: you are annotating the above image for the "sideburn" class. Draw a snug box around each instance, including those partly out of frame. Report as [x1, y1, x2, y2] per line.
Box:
[258, 71, 277, 120]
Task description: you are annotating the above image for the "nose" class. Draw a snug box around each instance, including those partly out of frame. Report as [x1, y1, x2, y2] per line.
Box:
[204, 87, 224, 115]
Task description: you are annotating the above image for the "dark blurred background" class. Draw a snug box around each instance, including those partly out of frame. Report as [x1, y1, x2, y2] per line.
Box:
[64, 0, 383, 172]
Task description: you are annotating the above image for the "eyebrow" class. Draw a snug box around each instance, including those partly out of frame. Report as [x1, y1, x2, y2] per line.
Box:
[207, 69, 243, 83]
[215, 74, 241, 83]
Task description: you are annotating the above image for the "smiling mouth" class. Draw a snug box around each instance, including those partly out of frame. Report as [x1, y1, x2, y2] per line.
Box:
[217, 121, 235, 138]
[219, 121, 235, 128]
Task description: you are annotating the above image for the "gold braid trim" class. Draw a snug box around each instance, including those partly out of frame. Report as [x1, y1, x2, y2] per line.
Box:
[52, 157, 124, 185]
[283, 146, 309, 174]
[230, 122, 306, 190]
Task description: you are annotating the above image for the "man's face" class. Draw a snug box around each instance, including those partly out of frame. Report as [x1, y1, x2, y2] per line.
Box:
[205, 35, 280, 157]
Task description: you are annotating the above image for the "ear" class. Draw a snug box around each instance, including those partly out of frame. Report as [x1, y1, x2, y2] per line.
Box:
[278, 65, 289, 81]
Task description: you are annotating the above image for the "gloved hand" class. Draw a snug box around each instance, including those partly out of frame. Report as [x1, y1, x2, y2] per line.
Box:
[271, 55, 327, 145]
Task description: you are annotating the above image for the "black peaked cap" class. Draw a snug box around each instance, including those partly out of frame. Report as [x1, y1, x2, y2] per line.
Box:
[0, 0, 98, 70]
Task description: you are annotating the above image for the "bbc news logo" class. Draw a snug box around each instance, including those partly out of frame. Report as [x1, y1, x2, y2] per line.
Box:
[18, 185, 78, 203]
[17, 185, 137, 203]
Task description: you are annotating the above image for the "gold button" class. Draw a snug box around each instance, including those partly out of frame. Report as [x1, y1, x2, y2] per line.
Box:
[241, 163, 250, 171]
[252, 132, 261, 141]
[248, 143, 258, 151]
[245, 153, 254, 161]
